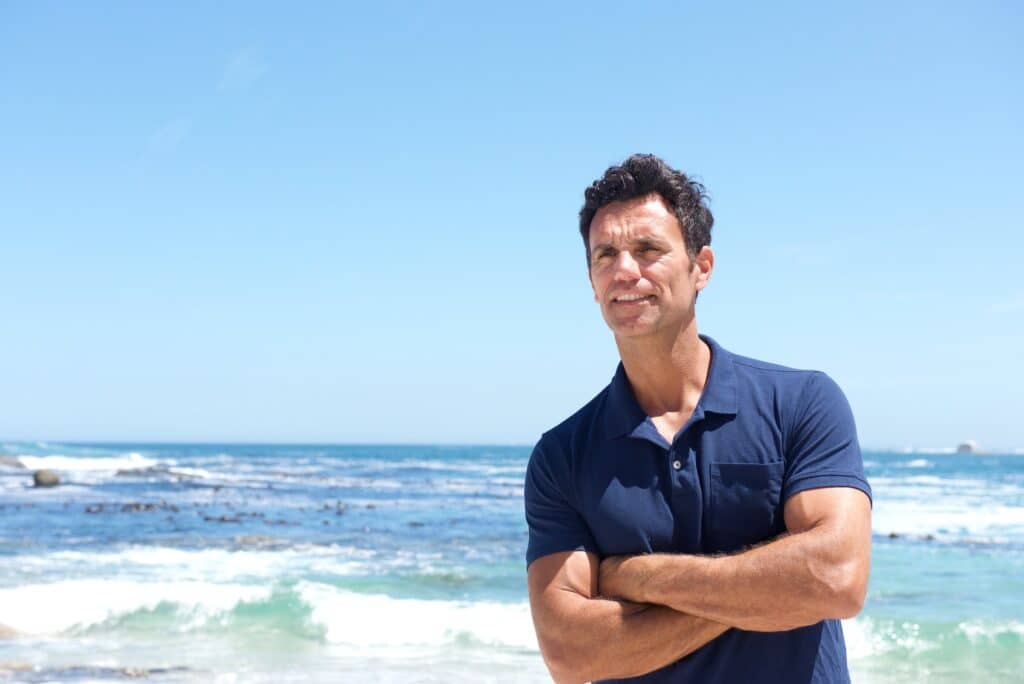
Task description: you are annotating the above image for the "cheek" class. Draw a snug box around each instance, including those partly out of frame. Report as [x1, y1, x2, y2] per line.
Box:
[589, 271, 610, 300]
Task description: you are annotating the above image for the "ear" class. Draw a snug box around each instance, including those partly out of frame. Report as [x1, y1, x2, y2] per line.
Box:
[693, 246, 714, 292]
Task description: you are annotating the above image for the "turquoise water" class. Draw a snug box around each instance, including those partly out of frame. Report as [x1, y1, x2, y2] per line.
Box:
[0, 443, 1021, 682]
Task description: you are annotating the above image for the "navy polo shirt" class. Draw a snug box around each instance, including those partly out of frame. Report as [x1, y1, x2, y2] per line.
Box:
[524, 336, 871, 684]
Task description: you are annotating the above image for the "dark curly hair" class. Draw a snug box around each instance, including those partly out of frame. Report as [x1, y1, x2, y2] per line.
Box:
[579, 154, 713, 262]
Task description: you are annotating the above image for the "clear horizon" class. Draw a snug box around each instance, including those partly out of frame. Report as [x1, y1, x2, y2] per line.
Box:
[2, 2, 1021, 449]
[3, 438, 1022, 455]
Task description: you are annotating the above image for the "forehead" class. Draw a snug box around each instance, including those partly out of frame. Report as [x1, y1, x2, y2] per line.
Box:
[588, 194, 683, 246]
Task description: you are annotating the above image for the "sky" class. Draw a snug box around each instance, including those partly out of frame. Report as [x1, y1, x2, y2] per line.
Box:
[1, 1, 1021, 450]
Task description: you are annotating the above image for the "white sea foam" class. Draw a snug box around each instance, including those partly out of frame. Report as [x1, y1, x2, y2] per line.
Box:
[872, 498, 1024, 541]
[5, 545, 432, 586]
[956, 619, 1024, 642]
[16, 452, 157, 473]
[843, 617, 881, 659]
[165, 466, 214, 479]
[0, 579, 269, 635]
[904, 459, 931, 468]
[296, 581, 538, 652]
[844, 617, 936, 659]
[313, 458, 525, 477]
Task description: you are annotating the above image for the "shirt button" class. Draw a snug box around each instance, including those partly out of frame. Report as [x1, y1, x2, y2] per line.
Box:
[672, 460, 682, 470]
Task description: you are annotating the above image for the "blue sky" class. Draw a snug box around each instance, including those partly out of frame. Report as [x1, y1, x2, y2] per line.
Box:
[1, 2, 1021, 449]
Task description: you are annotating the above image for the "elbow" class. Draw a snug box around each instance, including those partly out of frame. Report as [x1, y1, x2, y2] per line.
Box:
[548, 663, 588, 684]
[833, 578, 867, 619]
[538, 637, 591, 684]
[825, 563, 868, 619]
[536, 629, 597, 684]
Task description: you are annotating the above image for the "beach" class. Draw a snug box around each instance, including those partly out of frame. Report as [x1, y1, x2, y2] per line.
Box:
[1, 443, 1022, 682]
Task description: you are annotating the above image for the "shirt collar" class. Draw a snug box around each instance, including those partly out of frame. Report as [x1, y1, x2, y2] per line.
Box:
[599, 334, 739, 440]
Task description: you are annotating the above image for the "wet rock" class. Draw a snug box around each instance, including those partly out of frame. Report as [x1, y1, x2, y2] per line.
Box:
[95, 501, 182, 514]
[0, 664, 190, 679]
[365, 503, 377, 509]
[121, 502, 157, 512]
[924, 534, 935, 541]
[33, 469, 59, 487]
[408, 521, 425, 528]
[233, 534, 276, 547]
[0, 455, 23, 469]
[116, 466, 160, 477]
[888, 532, 900, 539]
[203, 514, 241, 523]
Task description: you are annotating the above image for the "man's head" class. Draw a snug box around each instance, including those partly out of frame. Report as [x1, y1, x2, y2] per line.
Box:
[579, 154, 713, 263]
[580, 155, 715, 340]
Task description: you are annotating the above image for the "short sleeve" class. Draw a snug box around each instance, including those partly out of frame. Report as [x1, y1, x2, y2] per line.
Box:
[524, 437, 599, 567]
[783, 372, 872, 505]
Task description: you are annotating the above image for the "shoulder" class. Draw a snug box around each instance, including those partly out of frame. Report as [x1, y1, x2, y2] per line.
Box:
[727, 348, 838, 401]
[729, 349, 818, 382]
[714, 342, 851, 429]
[532, 384, 611, 464]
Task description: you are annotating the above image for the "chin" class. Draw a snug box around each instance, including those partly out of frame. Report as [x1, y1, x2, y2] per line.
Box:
[607, 320, 658, 338]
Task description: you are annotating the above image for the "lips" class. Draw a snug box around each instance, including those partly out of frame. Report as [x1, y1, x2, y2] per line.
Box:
[611, 293, 656, 304]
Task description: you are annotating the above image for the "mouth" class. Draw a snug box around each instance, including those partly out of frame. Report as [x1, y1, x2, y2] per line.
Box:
[611, 293, 656, 305]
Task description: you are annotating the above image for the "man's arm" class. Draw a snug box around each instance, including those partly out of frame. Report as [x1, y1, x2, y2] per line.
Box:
[528, 549, 729, 684]
[599, 486, 871, 632]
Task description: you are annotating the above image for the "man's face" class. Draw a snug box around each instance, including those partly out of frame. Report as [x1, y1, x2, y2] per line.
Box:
[587, 194, 712, 339]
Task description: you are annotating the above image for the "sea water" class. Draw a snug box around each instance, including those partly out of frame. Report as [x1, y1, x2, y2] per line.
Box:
[0, 443, 1021, 682]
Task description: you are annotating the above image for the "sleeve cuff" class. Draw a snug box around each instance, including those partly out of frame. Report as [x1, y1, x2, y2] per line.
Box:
[783, 473, 873, 507]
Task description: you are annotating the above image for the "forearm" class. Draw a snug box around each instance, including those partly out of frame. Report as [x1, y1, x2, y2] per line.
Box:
[604, 528, 865, 632]
[531, 593, 728, 683]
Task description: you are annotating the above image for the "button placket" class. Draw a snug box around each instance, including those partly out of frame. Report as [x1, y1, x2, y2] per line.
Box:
[669, 446, 683, 471]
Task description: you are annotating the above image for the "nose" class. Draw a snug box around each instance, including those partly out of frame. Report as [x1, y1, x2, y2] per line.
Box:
[612, 250, 641, 281]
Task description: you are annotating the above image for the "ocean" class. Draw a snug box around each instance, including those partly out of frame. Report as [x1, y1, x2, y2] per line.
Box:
[1, 442, 1021, 683]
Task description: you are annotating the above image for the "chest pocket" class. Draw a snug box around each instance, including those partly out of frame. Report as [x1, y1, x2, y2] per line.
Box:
[709, 461, 784, 553]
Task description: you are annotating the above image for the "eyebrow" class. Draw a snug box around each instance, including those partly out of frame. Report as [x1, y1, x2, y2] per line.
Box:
[591, 235, 671, 254]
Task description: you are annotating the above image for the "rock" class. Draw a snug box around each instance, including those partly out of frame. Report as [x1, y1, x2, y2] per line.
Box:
[121, 502, 157, 512]
[0, 623, 20, 639]
[888, 532, 900, 539]
[202, 514, 240, 523]
[233, 534, 275, 547]
[0, 455, 24, 469]
[33, 469, 59, 487]
[956, 441, 981, 454]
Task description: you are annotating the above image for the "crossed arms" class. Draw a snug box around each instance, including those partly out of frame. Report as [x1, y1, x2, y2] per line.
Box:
[526, 486, 872, 684]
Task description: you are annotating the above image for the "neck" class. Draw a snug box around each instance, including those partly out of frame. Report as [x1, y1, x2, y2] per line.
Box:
[614, 320, 711, 417]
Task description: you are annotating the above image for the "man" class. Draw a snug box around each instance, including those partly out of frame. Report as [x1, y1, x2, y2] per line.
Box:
[524, 154, 872, 683]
